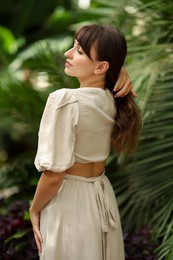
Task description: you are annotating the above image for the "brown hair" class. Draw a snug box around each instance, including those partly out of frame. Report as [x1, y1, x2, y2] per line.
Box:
[75, 24, 141, 154]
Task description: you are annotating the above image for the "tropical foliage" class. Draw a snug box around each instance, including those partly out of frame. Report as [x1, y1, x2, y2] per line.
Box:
[107, 1, 173, 259]
[0, 0, 173, 259]
[90, 0, 173, 258]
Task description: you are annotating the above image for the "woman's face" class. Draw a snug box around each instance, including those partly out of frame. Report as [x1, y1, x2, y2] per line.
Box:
[64, 39, 100, 83]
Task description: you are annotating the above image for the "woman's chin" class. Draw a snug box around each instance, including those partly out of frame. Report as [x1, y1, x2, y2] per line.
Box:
[64, 69, 75, 77]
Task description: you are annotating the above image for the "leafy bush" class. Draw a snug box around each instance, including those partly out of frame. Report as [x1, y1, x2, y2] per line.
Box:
[124, 226, 159, 260]
[0, 199, 159, 260]
[0, 200, 38, 260]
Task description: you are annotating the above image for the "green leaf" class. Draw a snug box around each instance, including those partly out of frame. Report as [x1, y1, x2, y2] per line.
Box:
[5, 229, 30, 243]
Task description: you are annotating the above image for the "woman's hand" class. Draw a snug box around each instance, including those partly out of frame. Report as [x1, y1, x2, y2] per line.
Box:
[30, 209, 43, 254]
[29, 171, 65, 254]
[113, 67, 137, 98]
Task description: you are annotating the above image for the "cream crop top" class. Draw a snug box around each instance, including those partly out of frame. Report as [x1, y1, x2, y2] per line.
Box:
[34, 87, 116, 173]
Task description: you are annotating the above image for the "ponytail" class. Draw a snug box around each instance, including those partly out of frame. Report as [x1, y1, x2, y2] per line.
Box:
[112, 94, 142, 154]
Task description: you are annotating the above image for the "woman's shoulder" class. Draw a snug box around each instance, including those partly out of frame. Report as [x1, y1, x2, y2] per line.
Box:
[49, 88, 76, 98]
[48, 88, 78, 109]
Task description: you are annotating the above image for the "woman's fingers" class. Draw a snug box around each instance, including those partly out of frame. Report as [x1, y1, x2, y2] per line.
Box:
[34, 228, 43, 253]
[130, 89, 138, 98]
[113, 72, 127, 93]
[113, 67, 137, 98]
[114, 78, 132, 97]
[30, 210, 43, 253]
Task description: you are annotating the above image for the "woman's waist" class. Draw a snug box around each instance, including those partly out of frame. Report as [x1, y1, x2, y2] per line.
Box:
[66, 161, 106, 178]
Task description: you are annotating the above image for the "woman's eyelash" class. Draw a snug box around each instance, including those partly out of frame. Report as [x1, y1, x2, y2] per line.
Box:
[73, 43, 83, 54]
[77, 49, 83, 54]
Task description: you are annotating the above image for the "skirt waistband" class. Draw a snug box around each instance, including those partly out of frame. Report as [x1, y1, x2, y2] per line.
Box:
[64, 172, 105, 182]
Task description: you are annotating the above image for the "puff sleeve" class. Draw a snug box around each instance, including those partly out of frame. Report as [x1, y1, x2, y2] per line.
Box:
[34, 89, 79, 173]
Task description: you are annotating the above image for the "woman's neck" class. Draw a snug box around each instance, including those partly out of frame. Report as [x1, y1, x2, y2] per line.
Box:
[80, 79, 105, 89]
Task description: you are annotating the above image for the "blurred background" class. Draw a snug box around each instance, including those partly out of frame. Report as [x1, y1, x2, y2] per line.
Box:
[0, 0, 173, 259]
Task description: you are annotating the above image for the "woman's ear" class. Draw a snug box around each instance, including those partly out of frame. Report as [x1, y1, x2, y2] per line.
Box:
[94, 61, 109, 75]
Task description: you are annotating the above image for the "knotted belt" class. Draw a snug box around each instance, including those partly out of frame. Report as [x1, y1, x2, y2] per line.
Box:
[65, 173, 117, 260]
[94, 177, 117, 260]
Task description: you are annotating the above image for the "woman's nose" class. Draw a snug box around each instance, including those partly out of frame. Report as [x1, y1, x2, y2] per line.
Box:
[64, 48, 73, 58]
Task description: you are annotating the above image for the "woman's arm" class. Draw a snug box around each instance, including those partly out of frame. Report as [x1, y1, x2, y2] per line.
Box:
[29, 171, 65, 253]
[113, 67, 137, 98]
[30, 171, 64, 214]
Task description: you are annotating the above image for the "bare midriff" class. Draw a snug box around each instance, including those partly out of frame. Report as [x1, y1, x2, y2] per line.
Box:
[66, 161, 106, 178]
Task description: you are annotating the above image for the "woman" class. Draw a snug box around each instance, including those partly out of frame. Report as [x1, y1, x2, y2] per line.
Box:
[30, 24, 141, 260]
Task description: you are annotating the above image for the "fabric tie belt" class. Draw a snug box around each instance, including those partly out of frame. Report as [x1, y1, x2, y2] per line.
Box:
[65, 173, 117, 260]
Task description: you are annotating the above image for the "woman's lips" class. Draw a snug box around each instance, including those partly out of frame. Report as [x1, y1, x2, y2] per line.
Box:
[65, 61, 72, 67]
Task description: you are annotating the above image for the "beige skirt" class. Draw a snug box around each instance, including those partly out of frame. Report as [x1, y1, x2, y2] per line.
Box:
[40, 173, 125, 260]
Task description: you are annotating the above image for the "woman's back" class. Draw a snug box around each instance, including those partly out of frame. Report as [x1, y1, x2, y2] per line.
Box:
[35, 87, 116, 176]
[73, 87, 115, 164]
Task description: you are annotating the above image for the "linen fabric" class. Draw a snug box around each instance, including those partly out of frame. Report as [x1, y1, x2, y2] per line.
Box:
[35, 87, 125, 259]
[40, 173, 125, 260]
[35, 87, 116, 173]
